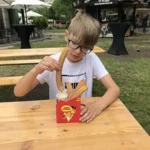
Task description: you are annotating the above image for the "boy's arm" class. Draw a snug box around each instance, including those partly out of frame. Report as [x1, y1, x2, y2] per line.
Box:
[14, 56, 61, 97]
[14, 66, 40, 97]
[97, 74, 120, 110]
[80, 74, 120, 123]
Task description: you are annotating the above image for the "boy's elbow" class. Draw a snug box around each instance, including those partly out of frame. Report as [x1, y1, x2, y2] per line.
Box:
[115, 86, 120, 97]
[14, 86, 25, 97]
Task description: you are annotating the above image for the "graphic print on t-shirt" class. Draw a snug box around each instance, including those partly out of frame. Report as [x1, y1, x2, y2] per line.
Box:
[62, 72, 87, 97]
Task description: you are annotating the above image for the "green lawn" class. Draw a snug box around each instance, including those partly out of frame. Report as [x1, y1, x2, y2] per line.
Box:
[46, 28, 66, 33]
[0, 34, 150, 135]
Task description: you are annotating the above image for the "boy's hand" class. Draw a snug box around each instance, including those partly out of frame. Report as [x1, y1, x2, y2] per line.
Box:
[35, 56, 61, 74]
[80, 100, 103, 123]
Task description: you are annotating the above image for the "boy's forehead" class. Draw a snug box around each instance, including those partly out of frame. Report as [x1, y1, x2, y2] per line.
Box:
[69, 33, 93, 48]
[69, 33, 80, 43]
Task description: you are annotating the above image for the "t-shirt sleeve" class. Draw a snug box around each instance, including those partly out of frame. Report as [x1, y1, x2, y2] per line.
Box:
[36, 70, 50, 84]
[92, 53, 108, 80]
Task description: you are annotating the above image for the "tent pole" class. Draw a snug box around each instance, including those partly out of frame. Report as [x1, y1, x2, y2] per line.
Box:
[21, 9, 25, 24]
[24, 5, 28, 24]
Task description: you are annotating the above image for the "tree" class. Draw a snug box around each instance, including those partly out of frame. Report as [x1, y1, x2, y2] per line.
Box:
[48, 7, 56, 20]
[32, 17, 48, 29]
[52, 0, 73, 22]
[34, 0, 73, 22]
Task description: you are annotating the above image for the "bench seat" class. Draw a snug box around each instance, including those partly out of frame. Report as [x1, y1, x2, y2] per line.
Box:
[0, 76, 97, 86]
[0, 76, 23, 86]
[0, 46, 105, 66]
[0, 59, 41, 65]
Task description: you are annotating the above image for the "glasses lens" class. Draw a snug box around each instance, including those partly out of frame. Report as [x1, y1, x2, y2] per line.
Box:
[68, 39, 92, 54]
[68, 40, 79, 49]
[81, 47, 91, 54]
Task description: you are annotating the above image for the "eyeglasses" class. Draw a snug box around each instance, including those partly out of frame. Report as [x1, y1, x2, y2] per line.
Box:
[68, 39, 93, 54]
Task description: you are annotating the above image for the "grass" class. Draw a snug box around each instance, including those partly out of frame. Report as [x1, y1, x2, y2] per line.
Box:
[46, 28, 66, 33]
[0, 33, 150, 135]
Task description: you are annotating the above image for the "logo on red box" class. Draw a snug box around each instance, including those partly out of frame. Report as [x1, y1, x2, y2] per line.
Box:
[56, 97, 80, 123]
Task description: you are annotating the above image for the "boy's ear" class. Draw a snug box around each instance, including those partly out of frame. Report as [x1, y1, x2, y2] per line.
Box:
[64, 30, 68, 42]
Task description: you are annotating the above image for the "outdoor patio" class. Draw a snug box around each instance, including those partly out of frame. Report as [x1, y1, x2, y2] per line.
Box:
[0, 0, 150, 149]
[0, 30, 150, 135]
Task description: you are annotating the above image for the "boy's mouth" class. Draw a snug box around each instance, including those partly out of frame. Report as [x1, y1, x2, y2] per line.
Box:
[67, 53, 82, 63]
[70, 54, 82, 62]
[72, 54, 79, 58]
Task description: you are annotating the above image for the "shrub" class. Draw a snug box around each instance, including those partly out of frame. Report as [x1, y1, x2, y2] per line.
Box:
[32, 17, 48, 29]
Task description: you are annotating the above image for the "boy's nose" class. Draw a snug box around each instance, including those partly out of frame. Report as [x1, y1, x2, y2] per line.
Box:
[75, 47, 81, 54]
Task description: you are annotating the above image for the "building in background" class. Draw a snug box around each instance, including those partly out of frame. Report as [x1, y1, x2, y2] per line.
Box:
[0, 1, 19, 44]
[43, 0, 54, 5]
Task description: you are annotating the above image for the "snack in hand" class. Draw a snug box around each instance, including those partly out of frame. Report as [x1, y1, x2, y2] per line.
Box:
[56, 48, 68, 92]
[55, 48, 88, 100]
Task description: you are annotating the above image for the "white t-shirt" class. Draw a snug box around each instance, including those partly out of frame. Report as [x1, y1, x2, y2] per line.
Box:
[37, 52, 108, 99]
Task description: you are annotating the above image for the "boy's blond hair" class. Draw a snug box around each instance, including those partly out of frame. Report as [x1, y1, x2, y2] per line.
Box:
[69, 12, 101, 47]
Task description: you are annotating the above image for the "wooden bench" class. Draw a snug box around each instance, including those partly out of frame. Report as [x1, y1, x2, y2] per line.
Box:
[0, 46, 105, 86]
[0, 76, 23, 86]
[0, 76, 97, 86]
[0, 46, 105, 65]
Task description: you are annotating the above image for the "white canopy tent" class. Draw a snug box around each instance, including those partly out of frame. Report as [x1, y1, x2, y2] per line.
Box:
[1, 0, 51, 8]
[18, 10, 43, 18]
[11, 0, 51, 9]
[1, 0, 51, 24]
[11, 0, 51, 24]
[0, 0, 11, 8]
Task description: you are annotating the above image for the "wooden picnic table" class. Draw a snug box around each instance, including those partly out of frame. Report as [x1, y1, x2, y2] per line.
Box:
[0, 46, 105, 58]
[0, 98, 149, 150]
[0, 46, 105, 86]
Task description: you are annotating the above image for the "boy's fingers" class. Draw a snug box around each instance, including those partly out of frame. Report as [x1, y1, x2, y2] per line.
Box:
[80, 110, 90, 121]
[43, 57, 61, 71]
[80, 112, 93, 123]
[86, 116, 95, 123]
[52, 63, 61, 71]
[81, 102, 86, 106]
[80, 106, 87, 116]
[80, 105, 85, 110]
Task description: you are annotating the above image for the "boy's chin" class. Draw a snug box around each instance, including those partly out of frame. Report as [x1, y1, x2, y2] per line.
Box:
[67, 55, 82, 63]
[70, 57, 82, 63]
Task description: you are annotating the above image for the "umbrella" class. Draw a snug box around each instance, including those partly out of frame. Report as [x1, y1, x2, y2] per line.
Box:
[11, 0, 51, 24]
[26, 10, 43, 17]
[0, 0, 12, 8]
[18, 10, 43, 18]
[11, 0, 51, 8]
[3, 0, 51, 24]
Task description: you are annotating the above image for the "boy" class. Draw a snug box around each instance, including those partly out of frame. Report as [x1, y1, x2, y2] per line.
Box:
[14, 12, 120, 123]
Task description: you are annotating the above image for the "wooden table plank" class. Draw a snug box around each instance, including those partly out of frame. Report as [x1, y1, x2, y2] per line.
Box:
[0, 59, 41, 65]
[0, 46, 105, 58]
[0, 98, 149, 150]
[0, 76, 22, 86]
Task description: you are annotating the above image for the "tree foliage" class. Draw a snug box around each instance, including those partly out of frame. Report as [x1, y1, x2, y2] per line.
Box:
[32, 17, 48, 29]
[52, 0, 73, 22]
[34, 0, 73, 22]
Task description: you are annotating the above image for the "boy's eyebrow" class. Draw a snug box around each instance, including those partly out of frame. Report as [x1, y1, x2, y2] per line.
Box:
[68, 36, 79, 44]
[69, 34, 93, 48]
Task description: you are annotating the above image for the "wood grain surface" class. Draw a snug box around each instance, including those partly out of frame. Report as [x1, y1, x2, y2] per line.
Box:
[0, 46, 105, 58]
[0, 98, 149, 150]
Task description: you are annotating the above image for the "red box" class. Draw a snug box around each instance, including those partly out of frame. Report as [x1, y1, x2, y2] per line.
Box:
[56, 97, 80, 123]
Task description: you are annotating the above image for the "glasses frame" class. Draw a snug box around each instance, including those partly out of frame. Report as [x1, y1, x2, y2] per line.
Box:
[68, 39, 93, 54]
